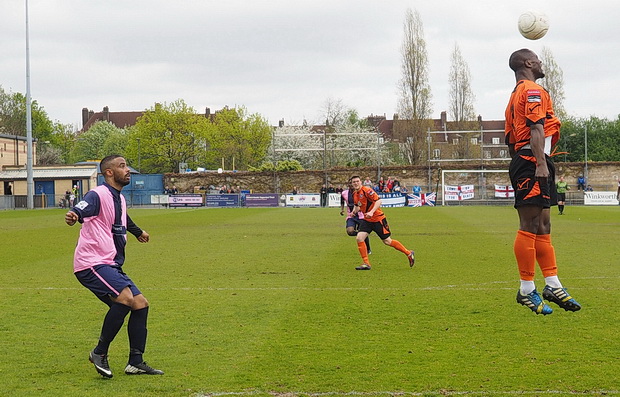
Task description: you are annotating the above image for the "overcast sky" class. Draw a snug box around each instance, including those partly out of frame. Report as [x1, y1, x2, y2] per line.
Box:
[2, 0, 619, 130]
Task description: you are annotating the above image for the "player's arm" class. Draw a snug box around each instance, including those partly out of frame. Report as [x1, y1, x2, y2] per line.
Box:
[366, 198, 382, 218]
[127, 215, 149, 243]
[530, 123, 548, 179]
[340, 195, 345, 216]
[65, 192, 99, 226]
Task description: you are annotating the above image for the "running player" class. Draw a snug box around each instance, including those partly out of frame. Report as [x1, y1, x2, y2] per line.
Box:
[340, 178, 371, 255]
[65, 155, 164, 377]
[504, 49, 581, 315]
[349, 175, 414, 270]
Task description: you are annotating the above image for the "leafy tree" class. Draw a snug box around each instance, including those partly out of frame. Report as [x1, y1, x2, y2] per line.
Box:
[207, 106, 271, 171]
[448, 43, 477, 130]
[397, 8, 433, 165]
[126, 100, 213, 173]
[0, 86, 54, 140]
[560, 116, 620, 162]
[538, 46, 566, 119]
[70, 120, 127, 162]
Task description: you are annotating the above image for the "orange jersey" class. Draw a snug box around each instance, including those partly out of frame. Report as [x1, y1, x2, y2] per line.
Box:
[353, 186, 385, 223]
[505, 80, 560, 152]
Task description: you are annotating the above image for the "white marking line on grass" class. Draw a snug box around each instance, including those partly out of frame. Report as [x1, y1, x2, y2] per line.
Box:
[194, 390, 620, 396]
[0, 277, 617, 292]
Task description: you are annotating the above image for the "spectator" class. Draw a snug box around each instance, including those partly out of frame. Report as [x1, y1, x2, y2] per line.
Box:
[292, 186, 298, 195]
[320, 184, 328, 207]
[577, 175, 586, 191]
[413, 185, 422, 194]
[363, 177, 373, 187]
[377, 177, 385, 192]
[585, 185, 594, 192]
[386, 177, 394, 192]
[335, 185, 344, 194]
[327, 184, 336, 194]
[171, 186, 179, 194]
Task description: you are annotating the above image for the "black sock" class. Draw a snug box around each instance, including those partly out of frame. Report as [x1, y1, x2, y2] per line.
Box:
[128, 306, 149, 365]
[559, 205, 564, 213]
[365, 237, 371, 252]
[94, 302, 131, 355]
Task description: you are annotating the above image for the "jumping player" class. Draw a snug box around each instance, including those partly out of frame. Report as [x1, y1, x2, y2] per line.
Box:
[65, 155, 164, 377]
[505, 49, 581, 315]
[349, 175, 415, 270]
[340, 179, 371, 255]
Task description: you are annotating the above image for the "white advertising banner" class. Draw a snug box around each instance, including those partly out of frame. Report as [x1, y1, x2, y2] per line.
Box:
[584, 191, 619, 206]
[328, 193, 341, 207]
[444, 185, 475, 201]
[285, 194, 321, 207]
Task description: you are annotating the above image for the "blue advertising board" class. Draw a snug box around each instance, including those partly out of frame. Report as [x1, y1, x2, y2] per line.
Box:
[206, 194, 240, 207]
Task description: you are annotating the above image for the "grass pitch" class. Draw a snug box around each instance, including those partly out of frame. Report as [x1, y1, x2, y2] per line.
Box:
[0, 205, 619, 396]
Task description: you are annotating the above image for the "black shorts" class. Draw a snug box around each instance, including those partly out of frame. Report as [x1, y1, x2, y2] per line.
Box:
[509, 149, 557, 209]
[346, 217, 362, 230]
[359, 218, 391, 240]
[557, 192, 566, 202]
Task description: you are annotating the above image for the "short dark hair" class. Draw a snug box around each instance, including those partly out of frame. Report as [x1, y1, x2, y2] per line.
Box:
[100, 154, 123, 173]
[349, 175, 361, 182]
[509, 48, 535, 72]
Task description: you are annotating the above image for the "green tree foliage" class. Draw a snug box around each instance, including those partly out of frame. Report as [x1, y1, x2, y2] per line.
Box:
[126, 100, 213, 173]
[559, 116, 620, 162]
[208, 106, 271, 171]
[70, 121, 127, 162]
[0, 86, 54, 140]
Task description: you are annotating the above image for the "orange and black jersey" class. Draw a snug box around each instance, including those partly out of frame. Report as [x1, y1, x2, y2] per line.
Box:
[505, 80, 560, 152]
[353, 186, 385, 223]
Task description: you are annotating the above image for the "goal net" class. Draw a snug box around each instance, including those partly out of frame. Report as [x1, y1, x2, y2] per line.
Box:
[440, 169, 513, 206]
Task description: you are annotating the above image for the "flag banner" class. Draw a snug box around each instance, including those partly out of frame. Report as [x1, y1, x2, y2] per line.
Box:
[407, 192, 436, 207]
[444, 185, 474, 201]
[494, 184, 514, 198]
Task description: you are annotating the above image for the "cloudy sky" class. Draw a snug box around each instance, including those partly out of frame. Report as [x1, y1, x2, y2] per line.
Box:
[2, 0, 619, 129]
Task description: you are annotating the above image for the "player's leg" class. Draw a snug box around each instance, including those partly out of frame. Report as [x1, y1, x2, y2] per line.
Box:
[115, 283, 164, 375]
[378, 219, 415, 267]
[350, 218, 371, 254]
[75, 266, 134, 378]
[534, 209, 581, 311]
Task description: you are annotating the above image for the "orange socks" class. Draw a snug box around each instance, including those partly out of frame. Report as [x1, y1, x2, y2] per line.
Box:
[357, 241, 369, 265]
[389, 239, 410, 255]
[514, 230, 537, 281]
[535, 234, 558, 277]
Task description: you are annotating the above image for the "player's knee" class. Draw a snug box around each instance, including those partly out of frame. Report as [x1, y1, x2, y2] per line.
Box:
[382, 238, 392, 245]
[132, 294, 149, 310]
[346, 228, 357, 236]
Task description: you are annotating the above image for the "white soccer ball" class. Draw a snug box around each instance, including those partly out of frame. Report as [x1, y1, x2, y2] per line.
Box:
[518, 10, 549, 40]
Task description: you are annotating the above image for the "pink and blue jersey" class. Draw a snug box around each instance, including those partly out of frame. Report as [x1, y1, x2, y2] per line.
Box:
[341, 189, 365, 220]
[71, 183, 141, 273]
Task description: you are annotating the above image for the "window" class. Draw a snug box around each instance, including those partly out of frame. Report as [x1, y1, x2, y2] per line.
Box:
[492, 137, 500, 145]
[452, 138, 459, 145]
[471, 137, 478, 145]
[484, 150, 491, 159]
[500, 149, 508, 158]
[433, 148, 441, 159]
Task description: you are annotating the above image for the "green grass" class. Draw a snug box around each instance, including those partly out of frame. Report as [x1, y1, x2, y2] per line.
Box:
[0, 206, 619, 396]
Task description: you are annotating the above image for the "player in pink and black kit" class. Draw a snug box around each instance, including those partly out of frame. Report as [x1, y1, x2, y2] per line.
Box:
[340, 179, 371, 254]
[65, 155, 163, 378]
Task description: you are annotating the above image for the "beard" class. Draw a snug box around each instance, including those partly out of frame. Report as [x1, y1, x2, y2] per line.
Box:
[114, 174, 130, 187]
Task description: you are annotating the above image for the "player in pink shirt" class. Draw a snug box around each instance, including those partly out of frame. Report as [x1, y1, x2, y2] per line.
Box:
[340, 179, 371, 255]
[66, 155, 163, 378]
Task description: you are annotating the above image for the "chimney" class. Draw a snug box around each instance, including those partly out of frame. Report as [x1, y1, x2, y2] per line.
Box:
[103, 106, 110, 122]
[440, 111, 447, 129]
[88, 110, 94, 120]
[278, 119, 284, 127]
[82, 107, 90, 127]
[205, 107, 211, 117]
[393, 113, 399, 120]
[477, 115, 482, 122]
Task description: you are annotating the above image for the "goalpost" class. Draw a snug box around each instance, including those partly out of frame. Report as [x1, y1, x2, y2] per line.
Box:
[440, 169, 512, 206]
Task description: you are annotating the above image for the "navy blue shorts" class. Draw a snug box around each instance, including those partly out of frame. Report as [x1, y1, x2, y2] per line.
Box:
[346, 217, 362, 229]
[75, 264, 141, 306]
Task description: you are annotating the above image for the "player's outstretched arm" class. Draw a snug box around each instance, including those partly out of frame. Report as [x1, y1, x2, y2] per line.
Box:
[65, 211, 78, 226]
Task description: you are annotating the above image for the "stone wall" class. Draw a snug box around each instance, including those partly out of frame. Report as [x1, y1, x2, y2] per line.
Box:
[164, 161, 620, 194]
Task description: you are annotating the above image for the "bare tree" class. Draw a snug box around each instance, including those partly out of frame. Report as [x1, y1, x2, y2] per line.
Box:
[538, 46, 566, 119]
[448, 43, 477, 131]
[397, 8, 433, 165]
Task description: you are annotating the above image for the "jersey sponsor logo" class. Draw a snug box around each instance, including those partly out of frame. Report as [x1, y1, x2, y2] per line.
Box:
[527, 90, 541, 103]
[75, 200, 88, 210]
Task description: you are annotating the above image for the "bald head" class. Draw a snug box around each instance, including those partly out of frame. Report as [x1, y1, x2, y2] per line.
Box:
[509, 48, 544, 81]
[509, 49, 536, 72]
